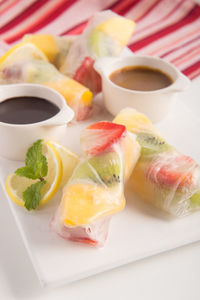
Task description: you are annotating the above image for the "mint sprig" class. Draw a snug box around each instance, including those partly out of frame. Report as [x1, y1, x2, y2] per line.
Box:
[15, 139, 48, 210]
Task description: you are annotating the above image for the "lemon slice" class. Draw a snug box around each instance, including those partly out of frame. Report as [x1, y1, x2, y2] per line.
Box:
[0, 42, 48, 67]
[47, 141, 79, 187]
[5, 141, 62, 208]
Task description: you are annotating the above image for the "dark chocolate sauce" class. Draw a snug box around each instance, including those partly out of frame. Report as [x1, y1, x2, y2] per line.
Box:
[0, 96, 60, 124]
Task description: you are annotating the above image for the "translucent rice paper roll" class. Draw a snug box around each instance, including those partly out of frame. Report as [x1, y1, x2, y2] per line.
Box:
[23, 34, 76, 69]
[60, 10, 135, 94]
[0, 43, 92, 121]
[51, 121, 140, 247]
[114, 108, 200, 217]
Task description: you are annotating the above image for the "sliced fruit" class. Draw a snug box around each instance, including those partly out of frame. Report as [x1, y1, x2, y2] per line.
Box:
[82, 121, 126, 155]
[73, 56, 102, 94]
[97, 17, 135, 47]
[113, 108, 153, 134]
[47, 141, 79, 187]
[73, 136, 137, 185]
[70, 152, 122, 187]
[88, 17, 135, 58]
[136, 132, 172, 156]
[88, 152, 122, 186]
[190, 191, 200, 207]
[61, 183, 125, 226]
[146, 153, 195, 188]
[5, 141, 62, 208]
[0, 42, 48, 67]
[23, 34, 59, 62]
[70, 160, 103, 185]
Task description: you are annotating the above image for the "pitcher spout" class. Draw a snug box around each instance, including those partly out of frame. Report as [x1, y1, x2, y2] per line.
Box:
[42, 106, 74, 127]
[171, 72, 191, 93]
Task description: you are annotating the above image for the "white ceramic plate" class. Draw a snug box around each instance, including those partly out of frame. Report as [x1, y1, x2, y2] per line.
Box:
[0, 77, 200, 288]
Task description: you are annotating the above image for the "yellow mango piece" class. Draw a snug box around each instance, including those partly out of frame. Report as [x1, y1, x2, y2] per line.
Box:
[97, 17, 135, 46]
[23, 34, 59, 62]
[61, 183, 125, 226]
[43, 77, 92, 107]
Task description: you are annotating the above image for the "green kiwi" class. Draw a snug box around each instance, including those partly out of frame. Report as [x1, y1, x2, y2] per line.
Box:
[88, 152, 122, 186]
[71, 152, 122, 186]
[136, 132, 172, 156]
[190, 191, 200, 208]
[70, 160, 102, 184]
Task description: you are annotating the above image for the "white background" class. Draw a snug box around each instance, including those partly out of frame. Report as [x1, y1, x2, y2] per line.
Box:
[1, 78, 200, 300]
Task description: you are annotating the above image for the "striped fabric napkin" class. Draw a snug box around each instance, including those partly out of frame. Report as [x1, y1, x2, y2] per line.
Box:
[0, 0, 199, 79]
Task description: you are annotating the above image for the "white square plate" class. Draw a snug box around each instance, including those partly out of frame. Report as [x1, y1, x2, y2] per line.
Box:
[0, 78, 200, 288]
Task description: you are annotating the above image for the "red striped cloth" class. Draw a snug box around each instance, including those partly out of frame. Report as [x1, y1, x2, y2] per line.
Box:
[0, 0, 199, 79]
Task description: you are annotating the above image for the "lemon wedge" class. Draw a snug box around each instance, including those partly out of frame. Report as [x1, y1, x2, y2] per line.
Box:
[5, 141, 62, 208]
[47, 141, 79, 187]
[0, 42, 48, 67]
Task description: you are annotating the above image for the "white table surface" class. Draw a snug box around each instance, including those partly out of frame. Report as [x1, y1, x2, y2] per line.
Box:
[1, 77, 200, 300]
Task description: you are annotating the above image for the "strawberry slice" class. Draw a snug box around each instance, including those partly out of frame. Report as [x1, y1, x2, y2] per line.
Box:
[84, 121, 126, 155]
[146, 153, 195, 188]
[73, 56, 102, 94]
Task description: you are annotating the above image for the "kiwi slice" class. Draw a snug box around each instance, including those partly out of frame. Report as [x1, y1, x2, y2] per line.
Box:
[71, 152, 122, 186]
[136, 132, 172, 156]
[88, 152, 122, 186]
[70, 160, 102, 185]
[190, 191, 200, 208]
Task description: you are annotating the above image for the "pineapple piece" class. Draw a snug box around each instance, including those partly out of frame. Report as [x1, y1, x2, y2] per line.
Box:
[97, 17, 135, 46]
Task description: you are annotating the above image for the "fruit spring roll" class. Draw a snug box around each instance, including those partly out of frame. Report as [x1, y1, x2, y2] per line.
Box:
[51, 121, 140, 247]
[0, 43, 92, 121]
[114, 108, 200, 217]
[60, 10, 135, 94]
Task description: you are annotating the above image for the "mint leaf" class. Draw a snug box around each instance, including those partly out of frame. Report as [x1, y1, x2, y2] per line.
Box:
[15, 166, 37, 179]
[23, 180, 46, 210]
[15, 139, 48, 180]
[26, 139, 48, 178]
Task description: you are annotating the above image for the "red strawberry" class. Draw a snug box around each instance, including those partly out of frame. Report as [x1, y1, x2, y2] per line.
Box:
[146, 154, 195, 188]
[84, 121, 126, 155]
[73, 56, 102, 94]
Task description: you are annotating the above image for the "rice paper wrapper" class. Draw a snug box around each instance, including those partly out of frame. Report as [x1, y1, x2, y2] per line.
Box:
[131, 149, 200, 216]
[60, 10, 135, 94]
[23, 34, 77, 69]
[0, 44, 92, 121]
[51, 123, 140, 247]
[114, 108, 200, 217]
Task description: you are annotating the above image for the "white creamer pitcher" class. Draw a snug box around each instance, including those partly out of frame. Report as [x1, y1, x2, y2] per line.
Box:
[0, 84, 74, 160]
[94, 54, 191, 123]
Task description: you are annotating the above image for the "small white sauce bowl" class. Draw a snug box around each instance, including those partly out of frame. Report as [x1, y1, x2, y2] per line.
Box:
[0, 84, 74, 160]
[94, 55, 190, 123]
